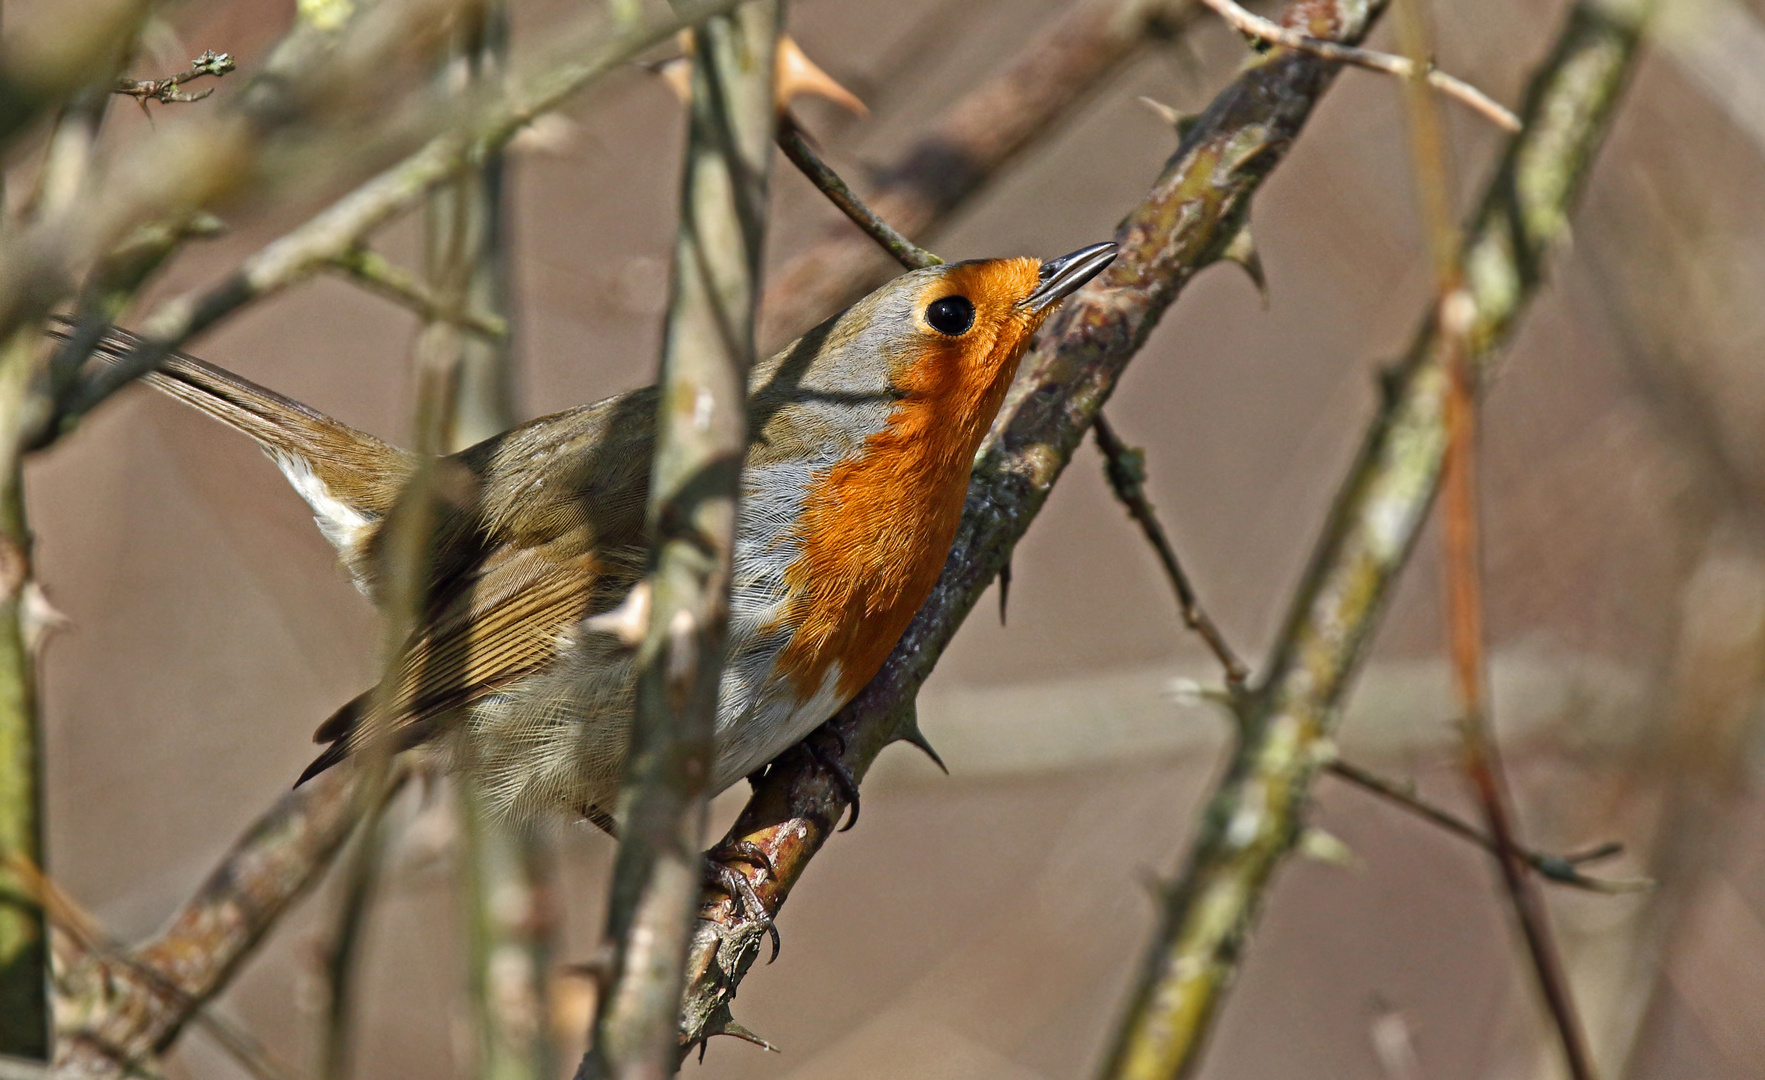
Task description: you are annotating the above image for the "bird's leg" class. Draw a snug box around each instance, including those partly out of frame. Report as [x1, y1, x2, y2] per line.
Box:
[805, 726, 861, 832]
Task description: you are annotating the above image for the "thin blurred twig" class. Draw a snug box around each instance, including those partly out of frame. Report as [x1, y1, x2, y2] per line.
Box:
[1091, 413, 1250, 689]
[1196, 0, 1519, 130]
[681, 0, 1385, 1050]
[424, 6, 560, 1078]
[1322, 760, 1649, 893]
[328, 246, 509, 341]
[111, 51, 237, 109]
[577, 4, 778, 1078]
[1099, 2, 1650, 1075]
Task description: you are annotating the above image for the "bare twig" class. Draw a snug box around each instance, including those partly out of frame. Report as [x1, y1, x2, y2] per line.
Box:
[1322, 760, 1649, 893]
[1099, 3, 1650, 1076]
[577, 5, 778, 1078]
[1091, 413, 1250, 689]
[680, 0, 1385, 1050]
[328, 246, 508, 342]
[111, 51, 237, 109]
[1196, 0, 1519, 131]
[776, 117, 940, 271]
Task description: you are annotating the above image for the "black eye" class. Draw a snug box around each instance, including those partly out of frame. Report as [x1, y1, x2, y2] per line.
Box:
[925, 295, 975, 335]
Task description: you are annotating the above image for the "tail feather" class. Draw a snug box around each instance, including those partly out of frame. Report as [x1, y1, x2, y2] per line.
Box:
[76, 325, 415, 566]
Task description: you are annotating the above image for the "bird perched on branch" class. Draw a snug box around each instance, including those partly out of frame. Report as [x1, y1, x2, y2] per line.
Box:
[86, 242, 1115, 829]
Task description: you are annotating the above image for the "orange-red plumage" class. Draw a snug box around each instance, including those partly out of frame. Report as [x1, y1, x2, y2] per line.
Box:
[774, 259, 1045, 700]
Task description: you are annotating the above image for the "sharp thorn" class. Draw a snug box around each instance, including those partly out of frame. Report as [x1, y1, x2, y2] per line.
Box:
[717, 1019, 781, 1053]
[901, 728, 948, 775]
[1219, 219, 1267, 307]
[777, 35, 868, 116]
[998, 558, 1012, 625]
[1298, 827, 1356, 868]
[887, 701, 949, 773]
[1136, 95, 1200, 140]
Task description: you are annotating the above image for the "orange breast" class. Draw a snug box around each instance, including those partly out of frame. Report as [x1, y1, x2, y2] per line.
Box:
[770, 261, 1042, 700]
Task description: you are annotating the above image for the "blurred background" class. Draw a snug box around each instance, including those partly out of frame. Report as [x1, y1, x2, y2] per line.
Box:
[17, 0, 1765, 1076]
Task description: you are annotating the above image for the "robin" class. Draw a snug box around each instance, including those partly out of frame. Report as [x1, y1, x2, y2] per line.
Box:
[90, 241, 1116, 829]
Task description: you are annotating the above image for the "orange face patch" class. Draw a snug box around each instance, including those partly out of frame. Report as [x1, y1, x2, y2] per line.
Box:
[771, 256, 1053, 700]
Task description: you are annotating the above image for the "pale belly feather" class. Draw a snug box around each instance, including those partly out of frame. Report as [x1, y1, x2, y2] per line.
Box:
[452, 461, 847, 824]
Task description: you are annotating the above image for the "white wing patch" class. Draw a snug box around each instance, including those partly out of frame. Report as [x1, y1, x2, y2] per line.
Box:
[271, 451, 377, 568]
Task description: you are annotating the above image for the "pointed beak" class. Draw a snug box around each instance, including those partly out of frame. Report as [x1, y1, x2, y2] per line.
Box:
[1021, 241, 1118, 312]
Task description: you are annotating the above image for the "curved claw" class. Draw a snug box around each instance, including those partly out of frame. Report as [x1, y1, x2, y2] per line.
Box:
[711, 838, 775, 878]
[700, 851, 785, 963]
[703, 855, 768, 924]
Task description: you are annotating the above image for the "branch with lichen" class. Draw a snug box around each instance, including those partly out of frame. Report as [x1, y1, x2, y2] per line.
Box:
[679, 0, 1392, 1050]
[576, 4, 779, 1078]
[1099, 3, 1649, 1076]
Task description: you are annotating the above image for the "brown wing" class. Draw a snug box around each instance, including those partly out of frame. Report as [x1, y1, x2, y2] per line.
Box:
[301, 537, 648, 784]
[302, 389, 659, 782]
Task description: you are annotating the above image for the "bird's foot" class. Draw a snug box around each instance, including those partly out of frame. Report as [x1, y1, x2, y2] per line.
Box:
[703, 841, 782, 963]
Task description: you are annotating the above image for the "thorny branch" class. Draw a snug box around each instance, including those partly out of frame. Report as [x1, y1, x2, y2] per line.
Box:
[1196, 0, 1519, 130]
[111, 51, 236, 109]
[680, 0, 1390, 1052]
[1099, 2, 1650, 1077]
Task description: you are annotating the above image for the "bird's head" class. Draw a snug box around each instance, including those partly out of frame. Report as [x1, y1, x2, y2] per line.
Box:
[752, 242, 1117, 461]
